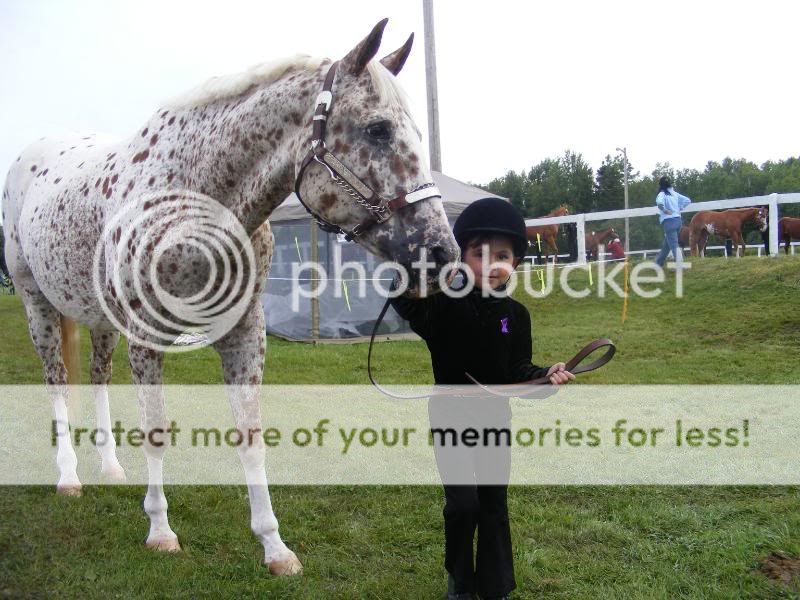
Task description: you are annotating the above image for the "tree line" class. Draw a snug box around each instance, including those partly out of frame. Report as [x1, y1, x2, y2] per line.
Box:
[480, 152, 800, 251]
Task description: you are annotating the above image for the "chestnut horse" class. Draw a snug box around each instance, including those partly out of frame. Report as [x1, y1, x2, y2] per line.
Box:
[585, 227, 619, 261]
[526, 205, 569, 263]
[689, 207, 768, 257]
[779, 217, 800, 254]
[679, 225, 690, 249]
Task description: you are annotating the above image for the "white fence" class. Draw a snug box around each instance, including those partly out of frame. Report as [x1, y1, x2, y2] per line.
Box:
[524, 192, 800, 264]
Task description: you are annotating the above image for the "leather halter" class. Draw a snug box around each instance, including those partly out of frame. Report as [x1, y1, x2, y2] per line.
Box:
[293, 61, 442, 241]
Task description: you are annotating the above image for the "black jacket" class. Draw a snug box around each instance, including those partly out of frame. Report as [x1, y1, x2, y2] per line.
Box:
[390, 286, 550, 385]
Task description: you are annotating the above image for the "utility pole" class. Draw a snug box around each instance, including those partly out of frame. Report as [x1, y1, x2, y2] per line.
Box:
[616, 146, 630, 253]
[422, 0, 442, 172]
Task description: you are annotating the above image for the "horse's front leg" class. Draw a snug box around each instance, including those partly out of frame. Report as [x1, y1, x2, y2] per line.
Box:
[732, 232, 744, 257]
[128, 343, 181, 552]
[214, 303, 302, 576]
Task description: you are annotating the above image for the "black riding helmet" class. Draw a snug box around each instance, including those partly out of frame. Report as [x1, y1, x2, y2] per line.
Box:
[453, 197, 529, 258]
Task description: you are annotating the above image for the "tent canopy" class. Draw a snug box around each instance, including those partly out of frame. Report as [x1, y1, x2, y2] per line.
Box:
[262, 172, 506, 341]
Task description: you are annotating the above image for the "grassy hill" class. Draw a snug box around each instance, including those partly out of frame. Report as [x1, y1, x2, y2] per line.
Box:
[1, 256, 799, 598]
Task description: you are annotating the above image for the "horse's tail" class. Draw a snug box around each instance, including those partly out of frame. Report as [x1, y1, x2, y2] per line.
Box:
[61, 315, 81, 386]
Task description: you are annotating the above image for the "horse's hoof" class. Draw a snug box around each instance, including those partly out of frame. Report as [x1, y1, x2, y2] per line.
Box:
[56, 483, 82, 497]
[267, 551, 303, 576]
[145, 537, 182, 552]
[101, 464, 127, 482]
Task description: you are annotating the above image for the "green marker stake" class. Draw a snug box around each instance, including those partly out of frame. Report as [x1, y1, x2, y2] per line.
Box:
[294, 237, 302, 262]
[342, 279, 352, 312]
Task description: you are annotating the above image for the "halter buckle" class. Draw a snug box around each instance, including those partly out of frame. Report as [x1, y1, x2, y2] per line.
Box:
[315, 91, 332, 112]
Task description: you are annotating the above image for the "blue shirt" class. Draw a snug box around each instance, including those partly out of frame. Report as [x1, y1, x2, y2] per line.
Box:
[656, 188, 691, 224]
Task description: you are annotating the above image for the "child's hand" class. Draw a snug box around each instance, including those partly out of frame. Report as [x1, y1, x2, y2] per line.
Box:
[547, 363, 575, 385]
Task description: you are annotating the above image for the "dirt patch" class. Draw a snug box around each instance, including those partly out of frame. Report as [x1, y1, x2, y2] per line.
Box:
[759, 552, 800, 585]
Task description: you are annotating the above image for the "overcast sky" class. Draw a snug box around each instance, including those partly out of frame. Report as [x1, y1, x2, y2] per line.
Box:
[1, 0, 798, 197]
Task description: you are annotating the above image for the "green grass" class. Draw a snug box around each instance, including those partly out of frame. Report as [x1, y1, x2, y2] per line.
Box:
[2, 256, 800, 598]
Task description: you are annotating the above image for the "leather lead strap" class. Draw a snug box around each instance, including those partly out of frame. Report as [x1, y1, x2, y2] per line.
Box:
[368, 295, 617, 400]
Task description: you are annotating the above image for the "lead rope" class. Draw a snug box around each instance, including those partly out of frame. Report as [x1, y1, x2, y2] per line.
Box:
[368, 295, 617, 400]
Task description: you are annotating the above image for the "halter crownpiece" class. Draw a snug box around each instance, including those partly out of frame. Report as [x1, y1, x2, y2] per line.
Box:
[294, 60, 442, 241]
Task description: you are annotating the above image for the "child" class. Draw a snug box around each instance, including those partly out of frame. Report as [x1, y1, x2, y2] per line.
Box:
[390, 197, 574, 600]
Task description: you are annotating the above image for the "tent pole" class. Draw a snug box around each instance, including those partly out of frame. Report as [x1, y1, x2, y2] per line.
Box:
[310, 220, 320, 340]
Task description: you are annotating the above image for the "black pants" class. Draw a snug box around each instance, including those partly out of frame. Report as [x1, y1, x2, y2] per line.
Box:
[429, 397, 516, 598]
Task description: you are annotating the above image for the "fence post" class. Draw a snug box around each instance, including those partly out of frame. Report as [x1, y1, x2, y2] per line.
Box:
[769, 193, 779, 257]
[576, 215, 586, 264]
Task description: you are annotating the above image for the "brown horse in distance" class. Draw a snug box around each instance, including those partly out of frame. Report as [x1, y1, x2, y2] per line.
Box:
[689, 207, 768, 257]
[779, 217, 800, 254]
[679, 225, 690, 249]
[527, 205, 569, 263]
[585, 227, 619, 261]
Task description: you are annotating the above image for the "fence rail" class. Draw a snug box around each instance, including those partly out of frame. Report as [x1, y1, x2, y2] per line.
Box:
[524, 192, 800, 263]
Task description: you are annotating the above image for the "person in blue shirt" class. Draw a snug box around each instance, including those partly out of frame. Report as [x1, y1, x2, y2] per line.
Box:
[655, 176, 691, 267]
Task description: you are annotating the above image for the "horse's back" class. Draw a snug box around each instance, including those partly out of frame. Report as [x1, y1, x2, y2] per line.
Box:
[2, 134, 119, 324]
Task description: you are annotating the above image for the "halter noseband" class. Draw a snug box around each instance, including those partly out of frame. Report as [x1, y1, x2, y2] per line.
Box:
[293, 61, 441, 241]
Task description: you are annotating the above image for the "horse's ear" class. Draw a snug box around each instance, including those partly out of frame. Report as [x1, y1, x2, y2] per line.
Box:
[341, 18, 388, 76]
[380, 33, 414, 76]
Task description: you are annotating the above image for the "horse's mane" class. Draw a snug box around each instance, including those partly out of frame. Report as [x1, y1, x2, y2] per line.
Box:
[163, 55, 326, 109]
[163, 54, 412, 115]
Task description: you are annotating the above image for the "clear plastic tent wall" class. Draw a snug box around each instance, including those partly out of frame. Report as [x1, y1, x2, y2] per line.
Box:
[263, 172, 505, 341]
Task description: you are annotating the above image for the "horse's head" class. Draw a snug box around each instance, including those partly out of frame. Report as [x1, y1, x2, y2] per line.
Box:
[294, 19, 458, 297]
[755, 207, 769, 231]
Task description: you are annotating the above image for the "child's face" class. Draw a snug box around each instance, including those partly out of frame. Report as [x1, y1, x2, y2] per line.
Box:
[463, 236, 518, 290]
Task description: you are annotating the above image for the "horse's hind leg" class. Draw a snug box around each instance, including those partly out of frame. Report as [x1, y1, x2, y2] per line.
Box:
[90, 329, 125, 481]
[128, 343, 181, 552]
[18, 291, 82, 495]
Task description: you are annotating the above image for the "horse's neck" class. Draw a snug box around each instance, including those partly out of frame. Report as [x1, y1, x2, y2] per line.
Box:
[737, 209, 758, 223]
[140, 71, 320, 235]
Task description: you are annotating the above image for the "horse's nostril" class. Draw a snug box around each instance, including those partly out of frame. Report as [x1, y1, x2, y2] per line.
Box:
[431, 246, 448, 268]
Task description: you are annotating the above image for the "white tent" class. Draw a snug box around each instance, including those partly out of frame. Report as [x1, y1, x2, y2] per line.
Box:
[262, 171, 506, 341]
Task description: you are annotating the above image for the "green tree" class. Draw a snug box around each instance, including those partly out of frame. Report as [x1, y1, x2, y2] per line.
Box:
[525, 150, 593, 216]
[484, 170, 528, 215]
[593, 152, 635, 212]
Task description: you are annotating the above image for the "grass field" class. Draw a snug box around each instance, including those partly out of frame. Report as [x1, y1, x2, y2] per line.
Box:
[1, 256, 800, 598]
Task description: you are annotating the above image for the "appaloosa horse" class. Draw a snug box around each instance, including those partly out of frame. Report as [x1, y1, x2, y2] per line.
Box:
[1, 20, 458, 574]
[585, 227, 618, 261]
[689, 207, 768, 257]
[527, 205, 569, 263]
[779, 217, 800, 254]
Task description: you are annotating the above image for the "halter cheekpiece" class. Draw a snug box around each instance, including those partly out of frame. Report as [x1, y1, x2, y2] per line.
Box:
[293, 61, 441, 241]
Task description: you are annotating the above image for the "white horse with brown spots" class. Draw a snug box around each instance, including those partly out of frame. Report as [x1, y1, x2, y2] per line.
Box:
[2, 20, 458, 574]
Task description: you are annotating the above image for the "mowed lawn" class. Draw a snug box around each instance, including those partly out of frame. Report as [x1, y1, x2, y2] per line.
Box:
[1, 256, 800, 598]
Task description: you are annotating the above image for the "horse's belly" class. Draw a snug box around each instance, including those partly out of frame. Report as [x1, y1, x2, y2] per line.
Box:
[20, 198, 111, 326]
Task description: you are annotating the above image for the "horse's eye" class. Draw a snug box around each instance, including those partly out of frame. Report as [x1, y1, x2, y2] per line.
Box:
[365, 121, 391, 141]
